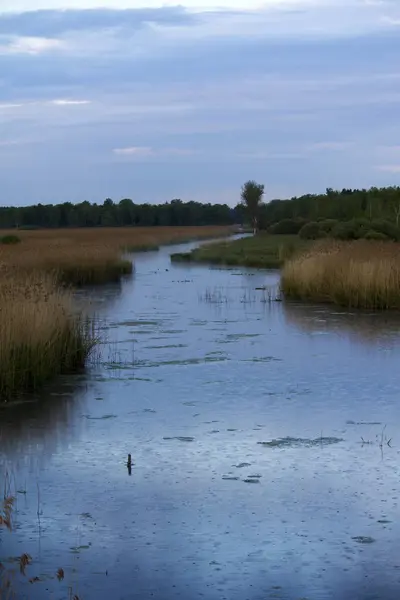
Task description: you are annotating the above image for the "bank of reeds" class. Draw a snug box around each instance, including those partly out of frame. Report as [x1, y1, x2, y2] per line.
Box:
[281, 240, 400, 309]
[0, 226, 231, 285]
[0, 271, 95, 402]
[0, 227, 230, 400]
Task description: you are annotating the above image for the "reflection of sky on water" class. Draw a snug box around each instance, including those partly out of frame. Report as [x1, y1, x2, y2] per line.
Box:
[2, 243, 400, 600]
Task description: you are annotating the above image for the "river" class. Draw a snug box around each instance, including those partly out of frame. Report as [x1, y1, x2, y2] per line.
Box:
[2, 238, 400, 600]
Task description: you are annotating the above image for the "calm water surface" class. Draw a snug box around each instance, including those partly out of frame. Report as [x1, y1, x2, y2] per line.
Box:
[2, 239, 400, 600]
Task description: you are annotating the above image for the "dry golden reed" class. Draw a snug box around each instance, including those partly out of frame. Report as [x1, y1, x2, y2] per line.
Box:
[0, 270, 95, 401]
[0, 226, 230, 285]
[282, 240, 400, 309]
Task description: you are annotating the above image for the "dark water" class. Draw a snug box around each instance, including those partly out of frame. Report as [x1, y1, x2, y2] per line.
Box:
[2, 240, 400, 600]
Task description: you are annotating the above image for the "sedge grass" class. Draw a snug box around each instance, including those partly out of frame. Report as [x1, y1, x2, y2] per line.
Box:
[282, 240, 400, 309]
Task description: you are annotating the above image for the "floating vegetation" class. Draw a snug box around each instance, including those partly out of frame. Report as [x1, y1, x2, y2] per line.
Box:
[70, 544, 91, 553]
[163, 436, 195, 442]
[133, 356, 228, 368]
[225, 333, 261, 341]
[114, 320, 161, 327]
[377, 519, 392, 524]
[346, 420, 382, 426]
[258, 436, 343, 448]
[243, 356, 282, 363]
[352, 536, 376, 544]
[83, 414, 117, 420]
[145, 344, 188, 350]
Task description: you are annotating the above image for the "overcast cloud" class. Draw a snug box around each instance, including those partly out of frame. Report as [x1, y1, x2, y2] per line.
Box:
[1, 0, 400, 205]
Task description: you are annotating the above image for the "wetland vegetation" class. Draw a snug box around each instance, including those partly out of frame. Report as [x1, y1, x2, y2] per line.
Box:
[171, 234, 307, 269]
[282, 240, 400, 309]
[0, 226, 231, 401]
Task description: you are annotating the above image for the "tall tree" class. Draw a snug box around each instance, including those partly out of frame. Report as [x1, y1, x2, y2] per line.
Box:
[241, 180, 265, 233]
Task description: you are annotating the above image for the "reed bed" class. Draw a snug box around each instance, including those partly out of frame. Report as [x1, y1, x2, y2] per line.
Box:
[0, 226, 231, 285]
[281, 240, 400, 309]
[0, 270, 95, 402]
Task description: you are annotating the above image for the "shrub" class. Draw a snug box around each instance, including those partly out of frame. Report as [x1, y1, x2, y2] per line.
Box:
[299, 222, 324, 240]
[269, 218, 307, 235]
[330, 219, 400, 242]
[363, 230, 389, 241]
[1, 234, 21, 244]
[318, 219, 339, 233]
[369, 219, 400, 241]
[331, 221, 363, 240]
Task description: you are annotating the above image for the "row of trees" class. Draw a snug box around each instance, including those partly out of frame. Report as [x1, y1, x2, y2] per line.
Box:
[2, 184, 400, 230]
[0, 199, 236, 229]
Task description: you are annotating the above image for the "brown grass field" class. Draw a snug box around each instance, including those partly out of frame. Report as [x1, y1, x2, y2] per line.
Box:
[0, 226, 231, 401]
[282, 240, 400, 309]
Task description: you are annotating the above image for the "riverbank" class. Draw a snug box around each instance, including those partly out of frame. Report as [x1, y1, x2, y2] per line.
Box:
[0, 226, 232, 402]
[171, 233, 306, 269]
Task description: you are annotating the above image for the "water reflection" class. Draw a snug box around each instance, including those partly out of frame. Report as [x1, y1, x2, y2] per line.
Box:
[0, 376, 88, 463]
[283, 300, 400, 345]
[74, 279, 127, 313]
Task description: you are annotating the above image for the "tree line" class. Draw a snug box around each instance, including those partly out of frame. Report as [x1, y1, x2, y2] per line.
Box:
[0, 198, 236, 229]
[1, 185, 400, 230]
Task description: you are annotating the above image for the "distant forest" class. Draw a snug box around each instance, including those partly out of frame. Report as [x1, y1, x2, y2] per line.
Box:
[0, 186, 399, 229]
[0, 199, 236, 229]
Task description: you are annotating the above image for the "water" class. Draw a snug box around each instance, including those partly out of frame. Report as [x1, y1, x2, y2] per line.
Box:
[2, 239, 400, 600]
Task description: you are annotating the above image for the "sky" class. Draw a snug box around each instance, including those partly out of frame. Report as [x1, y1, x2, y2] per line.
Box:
[1, 0, 400, 206]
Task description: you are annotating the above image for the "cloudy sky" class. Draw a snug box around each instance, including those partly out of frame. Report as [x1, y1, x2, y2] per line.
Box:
[1, 0, 400, 206]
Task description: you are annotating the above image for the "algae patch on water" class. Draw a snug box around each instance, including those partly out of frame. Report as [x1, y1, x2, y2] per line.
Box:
[352, 536, 375, 544]
[163, 436, 195, 442]
[83, 414, 117, 420]
[258, 436, 343, 448]
[134, 356, 228, 368]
